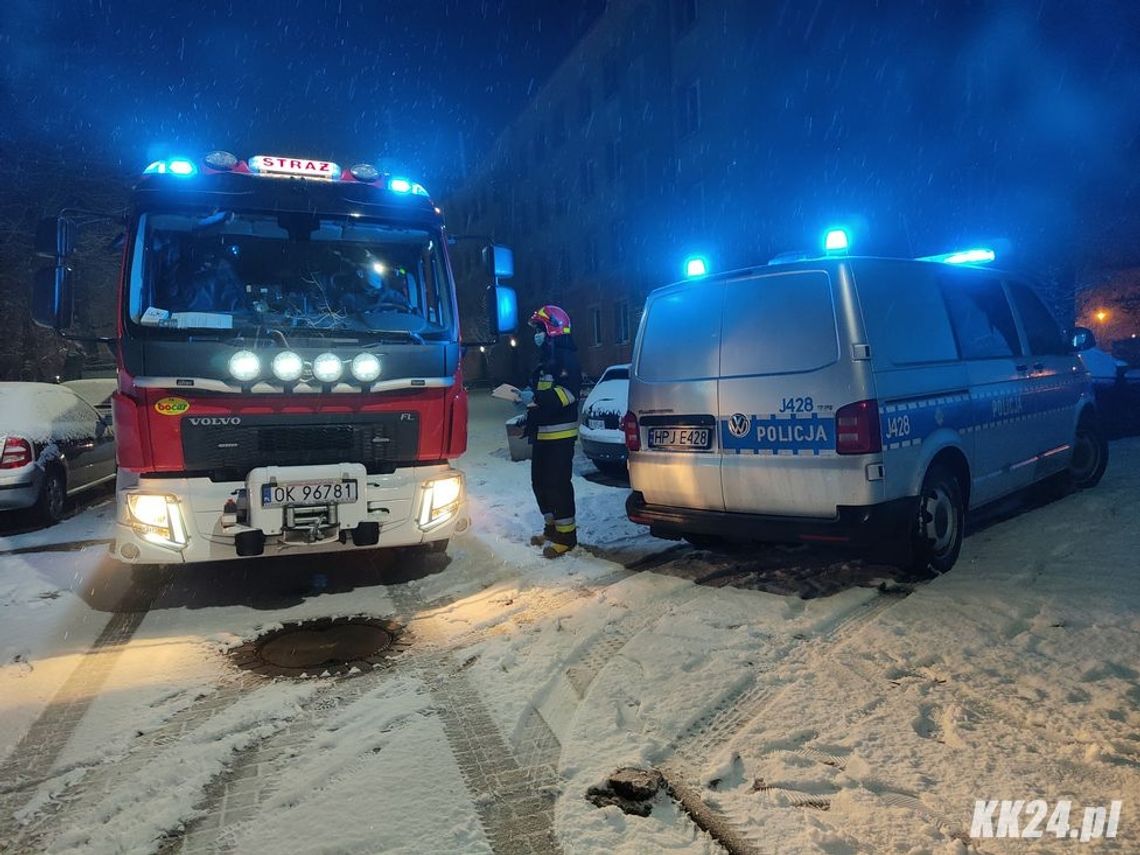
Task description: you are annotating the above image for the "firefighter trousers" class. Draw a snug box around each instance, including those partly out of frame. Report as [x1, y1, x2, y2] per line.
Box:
[530, 437, 576, 543]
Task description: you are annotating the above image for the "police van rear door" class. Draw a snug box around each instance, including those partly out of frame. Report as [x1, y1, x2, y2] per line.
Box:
[631, 277, 726, 512]
[718, 266, 875, 517]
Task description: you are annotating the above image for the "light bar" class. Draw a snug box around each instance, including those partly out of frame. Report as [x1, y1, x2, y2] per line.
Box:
[249, 154, 341, 180]
[919, 247, 996, 265]
[143, 158, 197, 177]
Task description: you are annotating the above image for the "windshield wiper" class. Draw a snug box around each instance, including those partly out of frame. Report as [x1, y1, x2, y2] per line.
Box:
[372, 329, 425, 344]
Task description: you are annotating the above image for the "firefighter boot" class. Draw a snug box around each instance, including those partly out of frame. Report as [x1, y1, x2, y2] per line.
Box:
[530, 514, 556, 547]
[542, 519, 577, 559]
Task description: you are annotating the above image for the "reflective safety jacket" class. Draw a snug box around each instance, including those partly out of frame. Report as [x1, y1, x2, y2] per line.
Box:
[527, 338, 582, 442]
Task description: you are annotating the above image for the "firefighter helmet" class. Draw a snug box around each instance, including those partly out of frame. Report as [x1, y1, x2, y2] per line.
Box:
[529, 305, 572, 337]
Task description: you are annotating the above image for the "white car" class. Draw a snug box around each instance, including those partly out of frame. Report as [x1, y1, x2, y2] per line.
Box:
[0, 383, 117, 523]
[579, 364, 630, 475]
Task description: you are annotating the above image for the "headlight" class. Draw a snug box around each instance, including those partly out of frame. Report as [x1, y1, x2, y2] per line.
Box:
[272, 351, 304, 382]
[350, 352, 382, 383]
[419, 475, 463, 528]
[125, 493, 187, 548]
[311, 352, 343, 383]
[229, 350, 260, 382]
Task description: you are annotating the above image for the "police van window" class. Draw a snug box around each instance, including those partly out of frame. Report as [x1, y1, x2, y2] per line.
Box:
[855, 265, 957, 365]
[636, 281, 722, 381]
[720, 271, 839, 377]
[1006, 281, 1066, 355]
[939, 274, 1023, 359]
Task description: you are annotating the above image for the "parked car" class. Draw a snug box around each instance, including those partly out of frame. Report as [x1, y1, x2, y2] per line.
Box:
[579, 364, 630, 475]
[624, 256, 1107, 573]
[1076, 333, 1140, 438]
[0, 383, 116, 523]
[63, 377, 118, 420]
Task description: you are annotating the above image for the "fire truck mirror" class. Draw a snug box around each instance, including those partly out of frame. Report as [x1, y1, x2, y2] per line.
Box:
[482, 244, 514, 279]
[487, 284, 518, 336]
[32, 265, 75, 331]
[35, 216, 77, 259]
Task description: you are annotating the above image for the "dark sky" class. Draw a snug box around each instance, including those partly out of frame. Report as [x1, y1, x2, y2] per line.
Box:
[0, 0, 604, 193]
[2, 0, 1138, 271]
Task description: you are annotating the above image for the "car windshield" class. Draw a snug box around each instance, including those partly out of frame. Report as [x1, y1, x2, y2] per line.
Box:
[128, 211, 455, 341]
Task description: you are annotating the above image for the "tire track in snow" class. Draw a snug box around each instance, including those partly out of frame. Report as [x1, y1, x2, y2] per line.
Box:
[391, 584, 564, 855]
[0, 603, 152, 846]
[657, 588, 912, 855]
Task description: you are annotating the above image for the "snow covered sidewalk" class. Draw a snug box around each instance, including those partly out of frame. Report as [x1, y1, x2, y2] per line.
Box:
[0, 395, 1137, 854]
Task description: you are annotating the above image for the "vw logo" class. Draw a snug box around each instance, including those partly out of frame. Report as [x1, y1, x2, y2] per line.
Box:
[727, 413, 751, 438]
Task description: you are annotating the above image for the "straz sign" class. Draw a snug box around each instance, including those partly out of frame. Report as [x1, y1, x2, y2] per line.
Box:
[250, 155, 341, 180]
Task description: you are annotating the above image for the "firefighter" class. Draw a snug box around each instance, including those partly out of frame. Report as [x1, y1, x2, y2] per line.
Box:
[522, 305, 581, 558]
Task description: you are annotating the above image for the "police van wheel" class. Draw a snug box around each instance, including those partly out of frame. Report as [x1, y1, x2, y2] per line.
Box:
[910, 465, 964, 575]
[1069, 415, 1108, 489]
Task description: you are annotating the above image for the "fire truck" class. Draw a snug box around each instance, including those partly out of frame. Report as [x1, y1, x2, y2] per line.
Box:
[33, 151, 517, 565]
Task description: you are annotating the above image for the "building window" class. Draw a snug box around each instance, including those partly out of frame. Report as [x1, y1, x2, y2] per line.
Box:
[605, 138, 622, 182]
[677, 79, 701, 137]
[673, 0, 698, 34]
[614, 301, 630, 344]
[591, 306, 603, 346]
[578, 84, 593, 124]
[581, 159, 597, 198]
[603, 52, 619, 99]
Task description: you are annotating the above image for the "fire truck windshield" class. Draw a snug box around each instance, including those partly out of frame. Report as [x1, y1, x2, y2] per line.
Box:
[127, 210, 455, 341]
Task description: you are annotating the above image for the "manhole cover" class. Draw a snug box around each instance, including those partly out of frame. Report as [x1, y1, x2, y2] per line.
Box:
[229, 616, 408, 678]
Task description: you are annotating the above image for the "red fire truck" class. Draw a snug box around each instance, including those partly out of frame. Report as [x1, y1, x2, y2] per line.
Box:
[33, 151, 517, 565]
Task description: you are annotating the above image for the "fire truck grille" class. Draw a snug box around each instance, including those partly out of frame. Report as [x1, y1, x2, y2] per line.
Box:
[181, 413, 420, 476]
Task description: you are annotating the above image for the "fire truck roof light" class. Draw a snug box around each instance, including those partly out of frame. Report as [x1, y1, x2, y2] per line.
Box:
[144, 158, 197, 177]
[204, 150, 238, 170]
[389, 178, 412, 193]
[350, 163, 380, 182]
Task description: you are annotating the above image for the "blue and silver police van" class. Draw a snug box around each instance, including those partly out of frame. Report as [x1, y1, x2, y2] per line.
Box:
[623, 238, 1107, 573]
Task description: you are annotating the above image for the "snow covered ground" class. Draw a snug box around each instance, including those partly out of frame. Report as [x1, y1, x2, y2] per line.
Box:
[0, 394, 1137, 854]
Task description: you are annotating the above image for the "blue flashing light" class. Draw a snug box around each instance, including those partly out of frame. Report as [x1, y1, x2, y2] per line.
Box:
[684, 255, 709, 278]
[143, 157, 197, 177]
[824, 228, 850, 254]
[942, 248, 996, 265]
[412, 182, 430, 197]
[389, 177, 412, 193]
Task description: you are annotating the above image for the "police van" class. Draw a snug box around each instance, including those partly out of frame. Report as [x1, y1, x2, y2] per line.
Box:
[622, 240, 1108, 572]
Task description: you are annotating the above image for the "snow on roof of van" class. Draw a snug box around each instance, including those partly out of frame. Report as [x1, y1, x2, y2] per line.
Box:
[0, 383, 98, 443]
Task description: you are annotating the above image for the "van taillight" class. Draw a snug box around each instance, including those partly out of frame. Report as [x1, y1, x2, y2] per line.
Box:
[835, 400, 882, 455]
[0, 437, 33, 469]
[621, 412, 641, 452]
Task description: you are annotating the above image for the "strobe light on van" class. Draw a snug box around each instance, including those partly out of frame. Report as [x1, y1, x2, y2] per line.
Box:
[835, 400, 882, 455]
[621, 412, 641, 452]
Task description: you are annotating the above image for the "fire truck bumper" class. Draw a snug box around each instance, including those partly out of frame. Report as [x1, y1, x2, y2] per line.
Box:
[110, 463, 469, 565]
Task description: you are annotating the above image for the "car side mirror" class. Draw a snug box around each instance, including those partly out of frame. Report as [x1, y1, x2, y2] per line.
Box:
[487, 284, 518, 336]
[1070, 326, 1096, 352]
[32, 266, 74, 331]
[35, 216, 77, 259]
